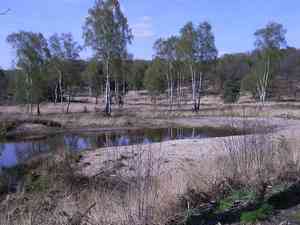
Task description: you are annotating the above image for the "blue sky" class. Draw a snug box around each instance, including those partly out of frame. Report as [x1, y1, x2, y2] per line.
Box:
[0, 0, 299, 69]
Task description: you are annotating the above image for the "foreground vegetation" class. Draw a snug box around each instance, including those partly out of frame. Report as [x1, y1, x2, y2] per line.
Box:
[1, 116, 300, 225]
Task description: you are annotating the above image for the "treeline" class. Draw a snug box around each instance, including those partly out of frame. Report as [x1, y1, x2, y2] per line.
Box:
[144, 21, 300, 109]
[0, 58, 150, 106]
[1, 0, 300, 115]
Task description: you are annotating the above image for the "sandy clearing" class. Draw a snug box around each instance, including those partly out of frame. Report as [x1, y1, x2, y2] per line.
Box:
[78, 116, 300, 194]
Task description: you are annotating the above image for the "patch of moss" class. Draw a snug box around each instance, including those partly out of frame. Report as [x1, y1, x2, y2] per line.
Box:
[240, 204, 273, 223]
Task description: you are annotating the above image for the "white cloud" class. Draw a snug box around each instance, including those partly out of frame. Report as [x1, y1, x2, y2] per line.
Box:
[132, 16, 155, 38]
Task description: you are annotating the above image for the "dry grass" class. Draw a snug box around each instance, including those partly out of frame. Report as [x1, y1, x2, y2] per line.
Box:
[2, 92, 300, 131]
[0, 144, 179, 225]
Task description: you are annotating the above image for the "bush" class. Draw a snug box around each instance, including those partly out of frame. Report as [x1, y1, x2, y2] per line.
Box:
[223, 78, 241, 103]
[143, 59, 166, 97]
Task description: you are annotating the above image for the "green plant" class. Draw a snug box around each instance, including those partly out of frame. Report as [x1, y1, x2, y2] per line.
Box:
[240, 204, 273, 223]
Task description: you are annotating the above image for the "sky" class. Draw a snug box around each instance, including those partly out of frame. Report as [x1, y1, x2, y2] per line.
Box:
[0, 0, 299, 69]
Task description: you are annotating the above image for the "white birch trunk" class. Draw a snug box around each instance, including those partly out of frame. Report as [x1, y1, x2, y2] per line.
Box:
[190, 64, 196, 109]
[257, 57, 270, 103]
[105, 58, 111, 115]
[59, 71, 63, 105]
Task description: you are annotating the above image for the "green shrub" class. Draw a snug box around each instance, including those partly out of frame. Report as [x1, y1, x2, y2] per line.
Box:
[223, 78, 241, 103]
[240, 204, 273, 223]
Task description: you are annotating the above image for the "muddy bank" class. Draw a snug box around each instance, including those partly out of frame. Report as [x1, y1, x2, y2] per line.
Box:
[0, 110, 285, 141]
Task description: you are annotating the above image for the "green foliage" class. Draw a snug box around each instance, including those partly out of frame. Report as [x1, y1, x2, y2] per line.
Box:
[7, 31, 51, 109]
[254, 22, 287, 50]
[240, 204, 273, 223]
[217, 53, 252, 94]
[197, 21, 218, 63]
[12, 71, 27, 104]
[83, 0, 133, 60]
[82, 58, 103, 95]
[143, 59, 166, 96]
[217, 190, 256, 212]
[128, 60, 149, 90]
[0, 69, 8, 100]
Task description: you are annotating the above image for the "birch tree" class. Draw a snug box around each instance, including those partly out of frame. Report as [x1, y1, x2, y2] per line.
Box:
[7, 31, 51, 115]
[154, 36, 179, 110]
[83, 0, 132, 116]
[254, 22, 286, 103]
[194, 21, 218, 111]
[178, 22, 198, 109]
[49, 33, 82, 106]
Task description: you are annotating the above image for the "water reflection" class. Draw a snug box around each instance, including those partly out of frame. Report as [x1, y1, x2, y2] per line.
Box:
[0, 127, 234, 168]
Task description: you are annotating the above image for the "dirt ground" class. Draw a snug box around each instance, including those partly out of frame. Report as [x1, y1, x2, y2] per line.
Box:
[1, 91, 300, 134]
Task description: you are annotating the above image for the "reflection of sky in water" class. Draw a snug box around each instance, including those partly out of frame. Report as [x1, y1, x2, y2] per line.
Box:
[64, 136, 92, 152]
[0, 127, 232, 168]
[117, 136, 130, 146]
[0, 142, 49, 168]
[143, 138, 151, 144]
[0, 144, 18, 167]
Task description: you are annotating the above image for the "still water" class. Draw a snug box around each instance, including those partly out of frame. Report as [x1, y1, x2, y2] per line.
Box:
[0, 127, 237, 168]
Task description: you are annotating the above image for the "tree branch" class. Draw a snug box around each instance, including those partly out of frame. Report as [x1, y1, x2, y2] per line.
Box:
[0, 8, 10, 15]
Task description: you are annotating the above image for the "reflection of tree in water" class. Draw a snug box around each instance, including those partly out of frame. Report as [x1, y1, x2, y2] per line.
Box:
[48, 135, 65, 152]
[143, 129, 164, 143]
[1, 127, 229, 167]
[92, 128, 201, 147]
[95, 133, 116, 147]
[0, 143, 4, 156]
[64, 135, 90, 151]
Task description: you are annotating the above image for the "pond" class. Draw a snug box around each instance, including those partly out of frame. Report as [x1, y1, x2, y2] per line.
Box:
[0, 126, 241, 168]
